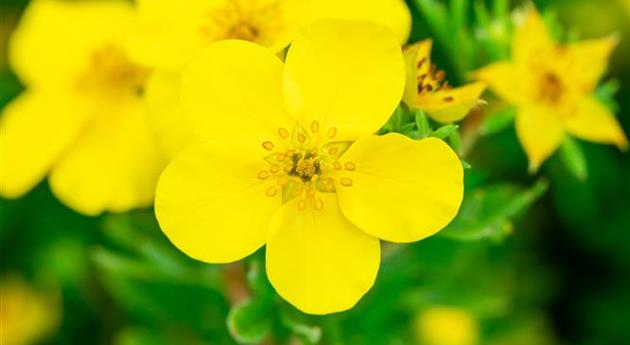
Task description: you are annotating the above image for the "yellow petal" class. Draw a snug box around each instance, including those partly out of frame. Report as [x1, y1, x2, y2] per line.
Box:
[283, 19, 405, 141]
[145, 70, 198, 159]
[402, 40, 433, 106]
[336, 133, 463, 243]
[9, 0, 134, 87]
[304, 0, 411, 45]
[128, 0, 217, 70]
[0, 91, 87, 198]
[49, 99, 165, 216]
[417, 82, 487, 123]
[515, 105, 565, 171]
[474, 61, 534, 106]
[512, 7, 554, 65]
[564, 97, 628, 149]
[181, 40, 294, 144]
[155, 140, 281, 264]
[564, 35, 619, 94]
[266, 193, 380, 314]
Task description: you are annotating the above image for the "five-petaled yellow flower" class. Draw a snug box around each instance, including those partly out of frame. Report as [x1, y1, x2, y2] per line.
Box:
[475, 7, 628, 170]
[155, 20, 464, 314]
[0, 0, 165, 215]
[403, 40, 486, 123]
[131, 0, 412, 158]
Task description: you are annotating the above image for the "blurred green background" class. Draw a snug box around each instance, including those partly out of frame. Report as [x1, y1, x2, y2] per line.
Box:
[1, 0, 629, 344]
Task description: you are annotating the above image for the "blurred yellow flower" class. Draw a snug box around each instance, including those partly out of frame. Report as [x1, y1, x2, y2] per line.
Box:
[475, 7, 628, 171]
[403, 40, 486, 123]
[155, 20, 463, 314]
[1, 276, 60, 345]
[0, 0, 165, 215]
[416, 306, 479, 345]
[132, 0, 412, 158]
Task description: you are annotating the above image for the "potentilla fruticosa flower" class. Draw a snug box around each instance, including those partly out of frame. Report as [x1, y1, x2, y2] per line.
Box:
[0, 0, 165, 215]
[132, 0, 412, 158]
[475, 7, 628, 170]
[403, 40, 486, 123]
[155, 20, 464, 314]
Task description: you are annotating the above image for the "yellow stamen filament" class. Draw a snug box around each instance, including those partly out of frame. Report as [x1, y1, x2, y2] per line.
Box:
[278, 127, 289, 138]
[344, 162, 356, 171]
[340, 177, 353, 187]
[266, 186, 277, 197]
[310, 121, 320, 133]
[262, 141, 274, 151]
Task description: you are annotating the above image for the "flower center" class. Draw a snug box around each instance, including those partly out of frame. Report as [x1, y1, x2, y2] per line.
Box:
[78, 45, 148, 95]
[537, 72, 564, 105]
[202, 0, 283, 44]
[257, 122, 356, 211]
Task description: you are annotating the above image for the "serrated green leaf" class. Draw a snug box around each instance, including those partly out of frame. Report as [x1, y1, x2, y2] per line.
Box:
[559, 136, 588, 181]
[439, 179, 549, 242]
[227, 298, 273, 344]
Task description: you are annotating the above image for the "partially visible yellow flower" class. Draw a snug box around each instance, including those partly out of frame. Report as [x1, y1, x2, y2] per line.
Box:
[415, 306, 479, 345]
[0, 0, 165, 215]
[155, 20, 463, 314]
[132, 0, 412, 158]
[475, 7, 628, 170]
[402, 40, 486, 123]
[1, 276, 60, 345]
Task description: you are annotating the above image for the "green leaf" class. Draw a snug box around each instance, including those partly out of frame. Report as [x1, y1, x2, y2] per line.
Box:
[414, 109, 432, 138]
[246, 250, 274, 297]
[439, 179, 549, 242]
[559, 136, 588, 181]
[431, 124, 459, 140]
[479, 107, 516, 135]
[227, 298, 273, 344]
[594, 79, 620, 112]
[279, 303, 322, 345]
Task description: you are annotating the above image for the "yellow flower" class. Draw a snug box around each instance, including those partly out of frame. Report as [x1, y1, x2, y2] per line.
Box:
[0, 0, 165, 215]
[132, 0, 412, 158]
[416, 306, 479, 345]
[403, 40, 486, 123]
[1, 276, 60, 345]
[155, 20, 464, 314]
[475, 7, 628, 170]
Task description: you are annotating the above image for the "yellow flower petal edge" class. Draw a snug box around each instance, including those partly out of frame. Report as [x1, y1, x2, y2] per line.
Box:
[283, 19, 405, 141]
[417, 82, 487, 123]
[336, 133, 464, 243]
[515, 105, 565, 172]
[0, 91, 87, 198]
[155, 140, 282, 264]
[564, 97, 628, 150]
[266, 193, 380, 315]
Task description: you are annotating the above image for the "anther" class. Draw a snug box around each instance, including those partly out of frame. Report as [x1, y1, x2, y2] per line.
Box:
[262, 141, 274, 151]
[327, 127, 337, 138]
[277, 153, 286, 161]
[269, 165, 279, 173]
[328, 147, 338, 155]
[314, 198, 323, 211]
[425, 84, 434, 92]
[278, 127, 289, 138]
[334, 161, 342, 170]
[340, 177, 353, 187]
[257, 170, 269, 179]
[298, 199, 307, 211]
[297, 133, 306, 143]
[435, 70, 445, 81]
[266, 186, 277, 197]
[443, 96, 454, 102]
[310, 121, 320, 133]
[344, 162, 356, 171]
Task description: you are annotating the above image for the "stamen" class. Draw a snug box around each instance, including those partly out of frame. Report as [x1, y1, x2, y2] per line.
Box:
[297, 133, 306, 143]
[443, 96, 454, 102]
[328, 147, 338, 155]
[266, 186, 277, 197]
[298, 199, 307, 211]
[257, 170, 269, 179]
[334, 161, 342, 170]
[262, 141, 274, 151]
[278, 127, 289, 138]
[435, 70, 446, 81]
[277, 153, 286, 161]
[340, 177, 353, 187]
[425, 84, 433, 92]
[314, 198, 323, 211]
[327, 127, 337, 139]
[269, 165, 279, 173]
[344, 162, 356, 171]
[310, 121, 320, 133]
